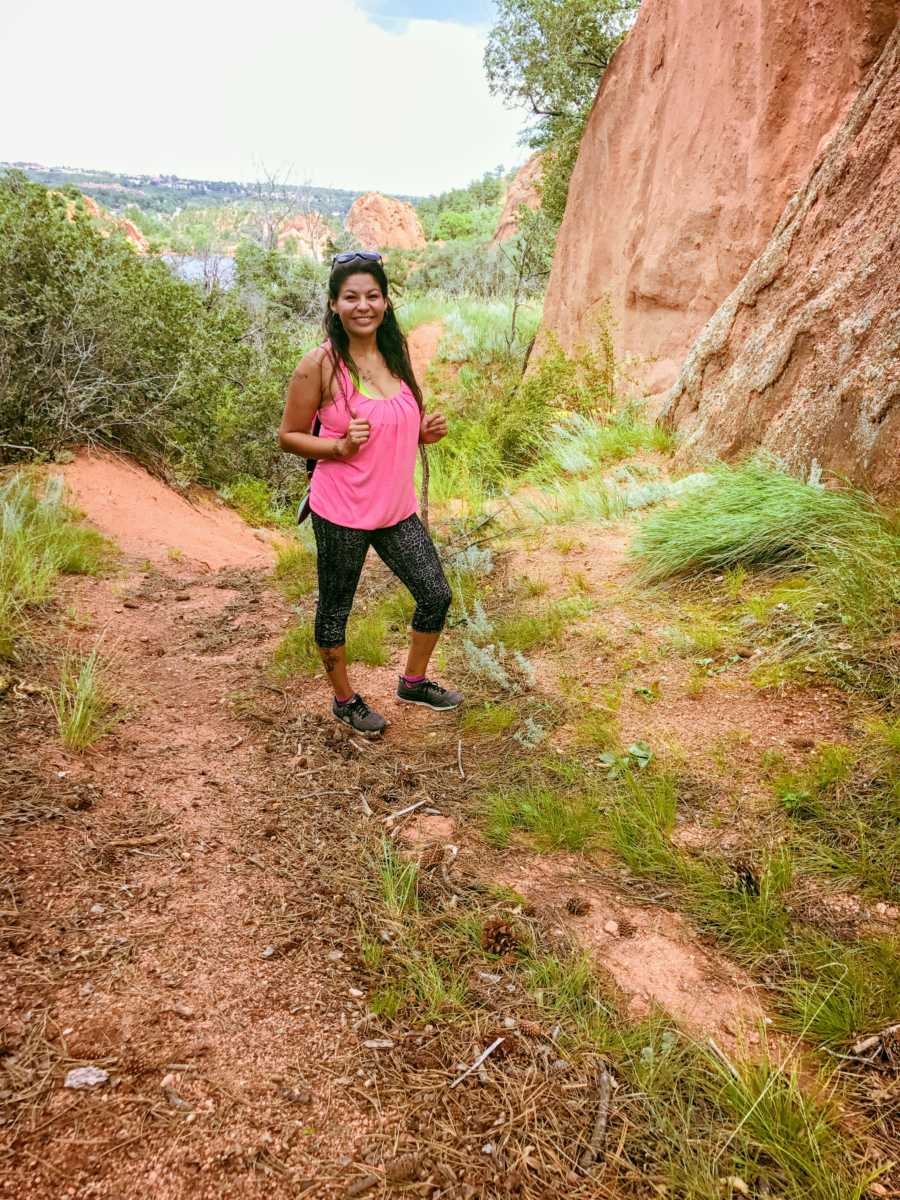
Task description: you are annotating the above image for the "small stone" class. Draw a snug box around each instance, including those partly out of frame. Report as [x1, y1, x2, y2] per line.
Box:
[327, 949, 344, 962]
[603, 919, 620, 937]
[502, 1017, 517, 1030]
[477, 971, 501, 984]
[89, 903, 105, 916]
[123, 599, 139, 610]
[481, 1143, 494, 1155]
[261, 944, 276, 959]
[875, 902, 887, 915]
[174, 592, 191, 602]
[64, 1066, 109, 1089]
[349, 988, 365, 999]
[172, 1002, 194, 1020]
[362, 1039, 394, 1050]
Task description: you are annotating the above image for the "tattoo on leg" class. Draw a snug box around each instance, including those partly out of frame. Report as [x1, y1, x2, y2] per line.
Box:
[322, 649, 339, 674]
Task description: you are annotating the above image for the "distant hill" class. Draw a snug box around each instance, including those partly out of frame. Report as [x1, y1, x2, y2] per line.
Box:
[1, 162, 423, 219]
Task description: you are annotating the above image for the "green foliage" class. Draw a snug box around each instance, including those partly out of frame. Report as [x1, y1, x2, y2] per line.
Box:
[377, 838, 420, 916]
[417, 168, 505, 238]
[772, 738, 899, 898]
[483, 782, 602, 850]
[273, 539, 317, 601]
[461, 701, 519, 735]
[271, 622, 320, 678]
[220, 475, 288, 526]
[485, 0, 638, 219]
[0, 172, 306, 506]
[52, 642, 118, 751]
[523, 952, 611, 1038]
[632, 460, 900, 692]
[0, 473, 112, 658]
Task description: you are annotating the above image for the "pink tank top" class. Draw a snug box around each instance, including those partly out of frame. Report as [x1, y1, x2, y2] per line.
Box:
[309, 359, 420, 531]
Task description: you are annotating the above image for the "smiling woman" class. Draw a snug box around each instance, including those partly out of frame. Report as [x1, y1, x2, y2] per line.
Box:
[278, 252, 462, 735]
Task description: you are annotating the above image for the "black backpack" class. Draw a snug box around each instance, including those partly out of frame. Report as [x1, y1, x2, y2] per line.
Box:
[296, 413, 321, 525]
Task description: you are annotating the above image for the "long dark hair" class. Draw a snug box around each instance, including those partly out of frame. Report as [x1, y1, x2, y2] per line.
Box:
[323, 260, 423, 409]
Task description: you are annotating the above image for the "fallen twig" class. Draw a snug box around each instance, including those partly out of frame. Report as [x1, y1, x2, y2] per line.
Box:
[707, 1037, 739, 1078]
[457, 738, 465, 780]
[852, 1023, 899, 1056]
[359, 795, 373, 817]
[384, 799, 429, 824]
[449, 1038, 504, 1088]
[578, 1066, 612, 1170]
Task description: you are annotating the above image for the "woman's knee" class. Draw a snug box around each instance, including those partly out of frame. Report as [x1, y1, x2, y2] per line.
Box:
[412, 578, 452, 634]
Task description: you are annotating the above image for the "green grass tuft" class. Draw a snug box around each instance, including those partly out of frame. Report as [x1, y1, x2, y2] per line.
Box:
[52, 642, 118, 750]
[483, 783, 602, 851]
[273, 539, 317, 600]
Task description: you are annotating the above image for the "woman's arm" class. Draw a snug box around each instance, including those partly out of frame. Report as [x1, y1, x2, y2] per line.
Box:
[278, 349, 347, 460]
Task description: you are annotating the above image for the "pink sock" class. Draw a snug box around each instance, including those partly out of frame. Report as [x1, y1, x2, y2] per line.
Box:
[335, 693, 354, 704]
[402, 674, 425, 684]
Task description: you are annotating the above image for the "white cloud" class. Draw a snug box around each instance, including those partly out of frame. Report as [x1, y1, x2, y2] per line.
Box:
[1, 0, 525, 194]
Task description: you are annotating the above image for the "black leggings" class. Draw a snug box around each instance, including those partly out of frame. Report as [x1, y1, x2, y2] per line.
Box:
[311, 512, 452, 648]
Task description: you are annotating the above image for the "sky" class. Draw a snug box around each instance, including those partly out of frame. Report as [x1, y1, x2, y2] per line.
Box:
[1, 0, 526, 196]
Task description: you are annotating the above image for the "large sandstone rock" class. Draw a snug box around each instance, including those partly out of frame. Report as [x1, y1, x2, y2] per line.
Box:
[492, 154, 544, 244]
[660, 23, 900, 500]
[277, 210, 331, 261]
[541, 0, 896, 396]
[345, 191, 425, 251]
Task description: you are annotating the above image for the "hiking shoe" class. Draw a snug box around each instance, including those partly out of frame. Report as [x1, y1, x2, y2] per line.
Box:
[332, 694, 387, 736]
[396, 677, 463, 711]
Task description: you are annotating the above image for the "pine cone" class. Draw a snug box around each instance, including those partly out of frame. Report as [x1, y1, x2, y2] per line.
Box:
[385, 1154, 420, 1184]
[418, 844, 446, 869]
[481, 916, 519, 955]
[565, 895, 591, 916]
[519, 1019, 542, 1038]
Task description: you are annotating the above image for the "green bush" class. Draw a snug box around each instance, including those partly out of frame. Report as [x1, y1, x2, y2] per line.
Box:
[0, 171, 307, 506]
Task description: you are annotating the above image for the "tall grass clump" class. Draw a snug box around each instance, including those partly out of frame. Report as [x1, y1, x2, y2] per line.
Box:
[632, 458, 900, 653]
[0, 473, 112, 658]
[52, 642, 118, 750]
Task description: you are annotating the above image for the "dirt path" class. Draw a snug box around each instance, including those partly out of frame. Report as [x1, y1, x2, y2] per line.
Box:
[407, 322, 443, 384]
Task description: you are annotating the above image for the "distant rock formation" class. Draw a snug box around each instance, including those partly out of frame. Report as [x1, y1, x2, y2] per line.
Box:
[540, 0, 896, 397]
[277, 211, 332, 261]
[492, 154, 544, 244]
[72, 193, 149, 253]
[345, 192, 425, 251]
[661, 23, 900, 500]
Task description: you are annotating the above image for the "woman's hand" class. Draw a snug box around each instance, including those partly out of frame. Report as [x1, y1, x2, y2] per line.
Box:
[338, 407, 371, 458]
[420, 412, 448, 445]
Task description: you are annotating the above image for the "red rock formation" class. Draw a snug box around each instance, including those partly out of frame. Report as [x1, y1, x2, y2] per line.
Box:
[277, 211, 332, 261]
[345, 192, 425, 251]
[66, 192, 148, 253]
[540, 0, 896, 396]
[492, 154, 544, 244]
[661, 23, 900, 500]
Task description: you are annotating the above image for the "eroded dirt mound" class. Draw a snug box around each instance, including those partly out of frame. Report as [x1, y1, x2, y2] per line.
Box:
[661, 22, 900, 499]
[539, 0, 896, 396]
[59, 450, 275, 570]
[492, 154, 544, 244]
[345, 191, 425, 251]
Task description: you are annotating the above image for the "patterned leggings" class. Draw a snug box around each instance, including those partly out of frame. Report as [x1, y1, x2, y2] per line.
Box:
[311, 512, 452, 648]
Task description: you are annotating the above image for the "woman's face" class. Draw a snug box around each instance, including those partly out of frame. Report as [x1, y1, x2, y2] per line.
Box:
[331, 272, 387, 337]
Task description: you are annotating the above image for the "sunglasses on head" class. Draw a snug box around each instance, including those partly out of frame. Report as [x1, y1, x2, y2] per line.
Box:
[331, 250, 383, 267]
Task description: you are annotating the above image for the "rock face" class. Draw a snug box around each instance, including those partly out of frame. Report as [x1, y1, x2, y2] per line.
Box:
[72, 192, 149, 253]
[540, 0, 896, 396]
[345, 192, 425, 251]
[492, 154, 544, 244]
[661, 24, 900, 499]
[277, 211, 331, 261]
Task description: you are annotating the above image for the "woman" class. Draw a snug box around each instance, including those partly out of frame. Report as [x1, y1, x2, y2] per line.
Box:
[278, 251, 462, 736]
